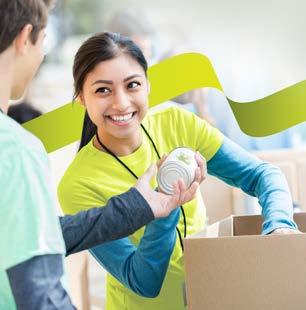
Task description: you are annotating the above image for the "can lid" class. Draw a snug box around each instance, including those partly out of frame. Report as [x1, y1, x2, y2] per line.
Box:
[157, 161, 192, 194]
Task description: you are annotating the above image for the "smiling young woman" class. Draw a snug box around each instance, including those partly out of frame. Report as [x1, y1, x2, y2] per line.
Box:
[78, 53, 149, 156]
[58, 32, 298, 310]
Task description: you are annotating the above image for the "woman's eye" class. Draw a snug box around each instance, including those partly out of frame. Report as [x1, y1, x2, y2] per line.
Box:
[127, 81, 141, 89]
[95, 87, 111, 94]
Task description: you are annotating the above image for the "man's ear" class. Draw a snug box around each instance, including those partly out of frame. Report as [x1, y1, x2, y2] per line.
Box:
[14, 24, 33, 56]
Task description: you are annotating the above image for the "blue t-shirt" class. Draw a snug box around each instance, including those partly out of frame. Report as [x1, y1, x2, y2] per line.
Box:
[0, 112, 65, 309]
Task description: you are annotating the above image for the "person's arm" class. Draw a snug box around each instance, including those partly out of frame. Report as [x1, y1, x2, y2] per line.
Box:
[90, 208, 180, 298]
[61, 187, 154, 256]
[6, 254, 75, 310]
[207, 137, 298, 234]
[61, 162, 202, 256]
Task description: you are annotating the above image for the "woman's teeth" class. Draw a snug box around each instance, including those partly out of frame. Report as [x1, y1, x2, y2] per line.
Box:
[108, 113, 134, 122]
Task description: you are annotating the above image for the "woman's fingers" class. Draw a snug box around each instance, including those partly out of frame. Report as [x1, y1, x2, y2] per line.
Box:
[270, 228, 302, 235]
[194, 167, 201, 183]
[194, 151, 207, 183]
[157, 154, 168, 169]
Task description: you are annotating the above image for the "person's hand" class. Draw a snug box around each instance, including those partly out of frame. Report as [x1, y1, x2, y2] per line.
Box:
[194, 151, 207, 185]
[270, 228, 302, 235]
[134, 163, 199, 218]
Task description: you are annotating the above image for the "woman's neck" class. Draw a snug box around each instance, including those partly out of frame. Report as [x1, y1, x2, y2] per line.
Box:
[94, 127, 143, 156]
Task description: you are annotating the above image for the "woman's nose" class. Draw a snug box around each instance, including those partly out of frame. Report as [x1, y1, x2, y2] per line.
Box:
[112, 91, 130, 111]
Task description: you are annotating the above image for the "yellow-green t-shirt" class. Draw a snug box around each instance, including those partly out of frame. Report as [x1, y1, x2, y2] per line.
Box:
[58, 107, 223, 310]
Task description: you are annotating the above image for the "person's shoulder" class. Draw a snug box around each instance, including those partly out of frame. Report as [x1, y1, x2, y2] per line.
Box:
[58, 142, 94, 192]
[145, 104, 186, 124]
[146, 104, 199, 133]
[0, 113, 46, 163]
[62, 142, 94, 175]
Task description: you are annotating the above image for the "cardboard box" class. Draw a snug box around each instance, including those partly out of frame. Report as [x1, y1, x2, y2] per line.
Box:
[184, 213, 306, 310]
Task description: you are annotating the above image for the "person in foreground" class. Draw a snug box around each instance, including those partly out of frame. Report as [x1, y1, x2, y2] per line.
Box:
[0, 1, 202, 309]
[58, 31, 299, 310]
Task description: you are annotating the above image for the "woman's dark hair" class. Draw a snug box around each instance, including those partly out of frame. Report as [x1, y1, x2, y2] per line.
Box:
[73, 32, 148, 151]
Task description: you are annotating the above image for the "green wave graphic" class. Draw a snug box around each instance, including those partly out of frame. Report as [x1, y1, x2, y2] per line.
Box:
[23, 53, 306, 153]
[228, 80, 306, 136]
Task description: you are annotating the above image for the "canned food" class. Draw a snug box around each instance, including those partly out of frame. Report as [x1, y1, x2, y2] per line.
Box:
[157, 147, 198, 194]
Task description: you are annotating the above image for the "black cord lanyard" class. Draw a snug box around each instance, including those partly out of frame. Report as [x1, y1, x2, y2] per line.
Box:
[96, 124, 187, 252]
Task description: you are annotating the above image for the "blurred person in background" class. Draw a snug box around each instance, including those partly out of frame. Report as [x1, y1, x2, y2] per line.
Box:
[106, 8, 159, 64]
[58, 32, 299, 310]
[8, 101, 42, 124]
[0, 1, 199, 309]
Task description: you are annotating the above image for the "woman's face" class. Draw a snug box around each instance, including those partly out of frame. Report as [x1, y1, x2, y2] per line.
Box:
[79, 54, 149, 141]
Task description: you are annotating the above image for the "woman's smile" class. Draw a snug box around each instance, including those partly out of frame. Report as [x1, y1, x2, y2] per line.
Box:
[105, 111, 137, 126]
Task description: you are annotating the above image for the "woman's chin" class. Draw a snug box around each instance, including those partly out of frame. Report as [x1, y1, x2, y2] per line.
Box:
[106, 122, 141, 140]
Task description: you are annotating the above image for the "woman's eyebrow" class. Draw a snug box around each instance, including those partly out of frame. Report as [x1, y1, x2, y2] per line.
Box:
[91, 80, 113, 86]
[123, 74, 143, 82]
[91, 74, 143, 86]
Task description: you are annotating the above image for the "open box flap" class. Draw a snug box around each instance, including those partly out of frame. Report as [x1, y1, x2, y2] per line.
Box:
[187, 215, 234, 239]
[187, 212, 306, 241]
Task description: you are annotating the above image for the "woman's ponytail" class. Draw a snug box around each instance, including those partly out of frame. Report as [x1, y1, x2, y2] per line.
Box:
[78, 111, 97, 151]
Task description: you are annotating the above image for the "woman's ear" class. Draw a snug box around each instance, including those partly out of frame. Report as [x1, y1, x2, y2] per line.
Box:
[77, 94, 86, 107]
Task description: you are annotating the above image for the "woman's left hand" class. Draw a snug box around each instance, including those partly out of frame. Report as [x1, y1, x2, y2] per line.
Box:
[270, 228, 302, 234]
[194, 151, 207, 185]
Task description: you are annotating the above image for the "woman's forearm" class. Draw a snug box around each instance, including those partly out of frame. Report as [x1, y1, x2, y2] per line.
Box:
[207, 137, 297, 234]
